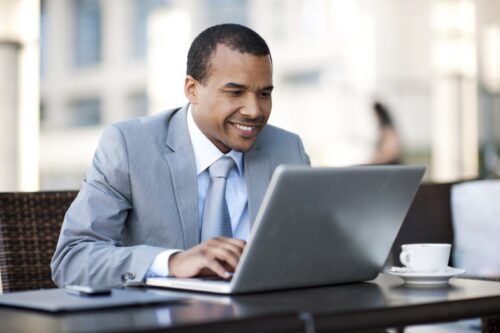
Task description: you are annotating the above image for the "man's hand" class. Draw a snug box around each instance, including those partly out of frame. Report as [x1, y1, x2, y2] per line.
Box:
[168, 238, 246, 279]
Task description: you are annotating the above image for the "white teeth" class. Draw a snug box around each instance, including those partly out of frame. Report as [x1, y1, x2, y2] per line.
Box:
[235, 124, 253, 131]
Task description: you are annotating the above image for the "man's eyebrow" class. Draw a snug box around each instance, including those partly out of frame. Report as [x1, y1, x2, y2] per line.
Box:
[222, 83, 274, 91]
[224, 82, 247, 89]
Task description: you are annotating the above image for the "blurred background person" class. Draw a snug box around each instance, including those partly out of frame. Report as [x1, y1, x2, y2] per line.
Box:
[370, 101, 402, 165]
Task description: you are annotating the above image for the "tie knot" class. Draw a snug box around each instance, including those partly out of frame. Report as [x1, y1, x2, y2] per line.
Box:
[208, 156, 235, 179]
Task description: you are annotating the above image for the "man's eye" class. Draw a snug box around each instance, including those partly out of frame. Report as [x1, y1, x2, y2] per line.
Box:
[260, 91, 272, 98]
[227, 90, 243, 96]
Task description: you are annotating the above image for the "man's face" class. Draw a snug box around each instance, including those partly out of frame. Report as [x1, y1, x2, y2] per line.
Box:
[185, 44, 273, 153]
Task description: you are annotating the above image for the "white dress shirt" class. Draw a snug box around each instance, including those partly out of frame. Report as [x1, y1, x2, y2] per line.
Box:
[148, 105, 250, 277]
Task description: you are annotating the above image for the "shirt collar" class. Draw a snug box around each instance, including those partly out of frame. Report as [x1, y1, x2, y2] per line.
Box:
[187, 104, 244, 176]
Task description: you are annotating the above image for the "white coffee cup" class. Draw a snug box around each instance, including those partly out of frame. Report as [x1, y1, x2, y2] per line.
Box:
[399, 243, 451, 273]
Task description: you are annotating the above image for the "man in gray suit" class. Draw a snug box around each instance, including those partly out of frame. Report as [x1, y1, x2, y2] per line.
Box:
[51, 24, 309, 288]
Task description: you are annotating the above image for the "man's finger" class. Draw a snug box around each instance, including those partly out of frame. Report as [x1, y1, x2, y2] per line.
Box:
[203, 246, 240, 269]
[216, 237, 246, 249]
[206, 238, 246, 256]
[203, 257, 232, 279]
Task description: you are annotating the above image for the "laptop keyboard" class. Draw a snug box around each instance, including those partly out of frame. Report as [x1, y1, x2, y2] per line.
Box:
[198, 274, 233, 282]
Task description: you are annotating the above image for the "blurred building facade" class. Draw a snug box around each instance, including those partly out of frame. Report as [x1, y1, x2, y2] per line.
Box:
[0, 0, 39, 192]
[2, 0, 499, 190]
[37, 0, 429, 190]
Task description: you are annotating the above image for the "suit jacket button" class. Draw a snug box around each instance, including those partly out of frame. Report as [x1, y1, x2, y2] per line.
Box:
[121, 272, 136, 282]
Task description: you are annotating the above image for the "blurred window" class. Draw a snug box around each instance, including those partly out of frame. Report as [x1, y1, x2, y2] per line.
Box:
[133, 0, 171, 59]
[74, 0, 101, 67]
[67, 98, 102, 127]
[283, 70, 321, 86]
[40, 101, 47, 127]
[272, 0, 286, 39]
[128, 91, 148, 117]
[204, 0, 248, 26]
[40, 0, 48, 77]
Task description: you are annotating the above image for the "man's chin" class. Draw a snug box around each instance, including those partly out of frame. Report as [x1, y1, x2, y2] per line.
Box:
[231, 146, 252, 153]
[230, 140, 256, 153]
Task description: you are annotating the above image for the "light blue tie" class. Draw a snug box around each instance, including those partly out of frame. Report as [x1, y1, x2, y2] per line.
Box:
[201, 156, 235, 241]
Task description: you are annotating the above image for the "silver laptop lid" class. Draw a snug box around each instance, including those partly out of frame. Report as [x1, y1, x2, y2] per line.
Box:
[231, 165, 425, 293]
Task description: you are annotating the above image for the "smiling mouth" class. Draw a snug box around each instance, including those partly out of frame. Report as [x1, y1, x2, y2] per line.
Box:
[230, 122, 260, 137]
[235, 124, 254, 131]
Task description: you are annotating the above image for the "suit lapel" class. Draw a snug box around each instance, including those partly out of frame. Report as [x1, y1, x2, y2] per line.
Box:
[163, 105, 199, 248]
[245, 143, 271, 228]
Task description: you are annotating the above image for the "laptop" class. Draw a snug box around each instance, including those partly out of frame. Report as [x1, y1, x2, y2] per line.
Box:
[146, 165, 425, 294]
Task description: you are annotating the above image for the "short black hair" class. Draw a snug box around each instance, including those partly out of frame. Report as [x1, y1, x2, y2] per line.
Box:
[187, 23, 271, 84]
[373, 102, 394, 127]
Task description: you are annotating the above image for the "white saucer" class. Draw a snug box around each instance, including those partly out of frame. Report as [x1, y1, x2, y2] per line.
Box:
[384, 266, 466, 285]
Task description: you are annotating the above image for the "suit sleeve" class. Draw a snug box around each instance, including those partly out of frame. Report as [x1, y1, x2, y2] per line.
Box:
[296, 134, 311, 165]
[51, 124, 166, 288]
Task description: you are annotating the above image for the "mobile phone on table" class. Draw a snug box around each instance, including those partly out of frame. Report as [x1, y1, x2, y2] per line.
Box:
[65, 285, 112, 296]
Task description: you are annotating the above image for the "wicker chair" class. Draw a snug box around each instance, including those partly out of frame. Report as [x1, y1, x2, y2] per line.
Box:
[0, 191, 78, 293]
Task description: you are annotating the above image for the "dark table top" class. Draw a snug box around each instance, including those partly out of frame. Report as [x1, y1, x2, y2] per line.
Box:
[2, 274, 500, 333]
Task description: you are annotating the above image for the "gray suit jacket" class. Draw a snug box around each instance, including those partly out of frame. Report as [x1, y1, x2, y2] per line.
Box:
[51, 105, 310, 287]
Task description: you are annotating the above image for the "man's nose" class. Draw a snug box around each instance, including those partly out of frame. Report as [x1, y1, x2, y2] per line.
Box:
[240, 95, 261, 119]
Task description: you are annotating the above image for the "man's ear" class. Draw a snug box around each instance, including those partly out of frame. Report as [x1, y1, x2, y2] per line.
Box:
[184, 76, 198, 104]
